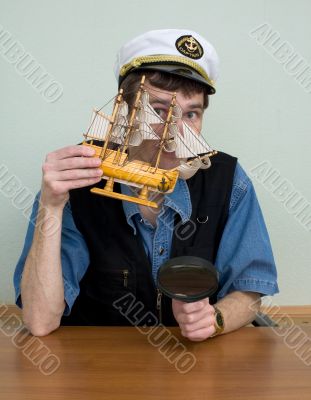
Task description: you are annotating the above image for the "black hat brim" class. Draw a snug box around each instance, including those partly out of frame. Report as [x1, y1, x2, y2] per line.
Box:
[119, 63, 216, 95]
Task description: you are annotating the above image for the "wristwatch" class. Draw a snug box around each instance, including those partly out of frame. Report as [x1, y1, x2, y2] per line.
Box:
[211, 306, 225, 337]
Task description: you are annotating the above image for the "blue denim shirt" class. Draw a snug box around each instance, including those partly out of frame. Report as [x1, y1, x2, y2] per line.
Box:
[14, 163, 279, 315]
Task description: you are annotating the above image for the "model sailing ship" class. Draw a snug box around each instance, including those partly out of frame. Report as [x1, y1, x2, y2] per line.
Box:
[82, 76, 217, 208]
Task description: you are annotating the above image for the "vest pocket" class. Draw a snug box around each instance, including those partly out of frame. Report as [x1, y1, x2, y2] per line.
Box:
[84, 265, 136, 305]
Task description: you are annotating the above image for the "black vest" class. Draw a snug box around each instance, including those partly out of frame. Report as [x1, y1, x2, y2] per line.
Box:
[61, 152, 237, 326]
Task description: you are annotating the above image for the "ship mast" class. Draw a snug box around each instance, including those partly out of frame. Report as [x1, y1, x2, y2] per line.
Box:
[154, 93, 177, 171]
[99, 89, 124, 159]
[117, 75, 146, 163]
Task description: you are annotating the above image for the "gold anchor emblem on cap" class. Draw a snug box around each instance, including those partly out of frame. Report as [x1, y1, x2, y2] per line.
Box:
[175, 35, 203, 60]
[185, 37, 198, 53]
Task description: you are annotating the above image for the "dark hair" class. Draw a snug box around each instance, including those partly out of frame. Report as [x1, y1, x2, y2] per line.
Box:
[120, 70, 209, 109]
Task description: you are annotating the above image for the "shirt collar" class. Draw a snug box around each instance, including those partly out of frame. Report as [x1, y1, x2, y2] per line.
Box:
[163, 179, 192, 223]
[121, 179, 192, 233]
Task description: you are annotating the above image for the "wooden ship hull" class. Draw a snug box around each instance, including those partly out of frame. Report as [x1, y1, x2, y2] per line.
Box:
[83, 143, 179, 208]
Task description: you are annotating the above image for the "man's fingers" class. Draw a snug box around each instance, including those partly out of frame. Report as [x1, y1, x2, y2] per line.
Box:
[41, 145, 102, 208]
[172, 298, 217, 341]
[172, 298, 209, 314]
[51, 168, 103, 181]
[177, 306, 213, 325]
[180, 313, 215, 333]
[61, 177, 103, 191]
[45, 145, 96, 162]
[42, 176, 102, 198]
[53, 156, 101, 172]
[181, 326, 216, 341]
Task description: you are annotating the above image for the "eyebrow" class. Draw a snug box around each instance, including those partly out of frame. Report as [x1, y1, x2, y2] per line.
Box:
[150, 99, 204, 110]
[149, 99, 171, 107]
[188, 103, 204, 110]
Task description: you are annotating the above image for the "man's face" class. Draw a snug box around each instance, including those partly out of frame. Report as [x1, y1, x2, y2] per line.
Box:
[128, 80, 205, 170]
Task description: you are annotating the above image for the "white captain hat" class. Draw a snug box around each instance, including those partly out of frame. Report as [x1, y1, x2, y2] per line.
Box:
[114, 29, 219, 94]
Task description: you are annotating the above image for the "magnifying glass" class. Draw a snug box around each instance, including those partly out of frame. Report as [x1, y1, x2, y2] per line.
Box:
[157, 256, 219, 303]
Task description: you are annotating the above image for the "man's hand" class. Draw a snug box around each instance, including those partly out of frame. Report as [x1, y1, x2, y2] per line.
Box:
[41, 145, 103, 208]
[172, 298, 216, 341]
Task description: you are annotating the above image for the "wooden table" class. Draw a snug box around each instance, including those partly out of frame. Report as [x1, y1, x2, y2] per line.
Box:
[0, 325, 310, 399]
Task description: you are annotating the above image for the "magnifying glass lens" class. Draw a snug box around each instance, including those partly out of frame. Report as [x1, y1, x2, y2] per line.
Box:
[157, 256, 218, 302]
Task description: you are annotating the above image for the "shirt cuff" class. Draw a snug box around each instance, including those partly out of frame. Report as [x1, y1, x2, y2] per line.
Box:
[63, 277, 79, 316]
[218, 278, 279, 299]
[15, 292, 22, 309]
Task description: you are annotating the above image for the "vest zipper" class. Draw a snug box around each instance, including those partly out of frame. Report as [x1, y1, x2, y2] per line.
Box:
[123, 269, 128, 288]
[156, 289, 162, 324]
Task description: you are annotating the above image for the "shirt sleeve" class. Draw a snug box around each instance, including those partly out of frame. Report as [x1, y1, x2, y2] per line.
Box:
[215, 163, 279, 299]
[13, 193, 90, 316]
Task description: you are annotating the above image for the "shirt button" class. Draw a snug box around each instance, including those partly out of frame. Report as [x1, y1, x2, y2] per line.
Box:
[159, 247, 165, 255]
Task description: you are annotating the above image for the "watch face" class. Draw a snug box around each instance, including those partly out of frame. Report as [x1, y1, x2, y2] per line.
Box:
[215, 310, 224, 328]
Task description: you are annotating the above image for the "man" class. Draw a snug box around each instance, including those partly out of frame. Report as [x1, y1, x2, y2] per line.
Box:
[14, 29, 279, 340]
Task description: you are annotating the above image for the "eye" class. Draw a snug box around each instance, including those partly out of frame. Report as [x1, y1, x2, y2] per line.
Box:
[153, 108, 167, 119]
[186, 111, 197, 120]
